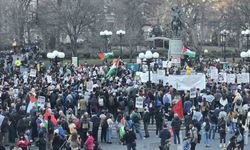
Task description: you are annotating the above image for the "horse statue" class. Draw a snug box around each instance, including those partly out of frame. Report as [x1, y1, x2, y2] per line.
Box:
[171, 6, 182, 36]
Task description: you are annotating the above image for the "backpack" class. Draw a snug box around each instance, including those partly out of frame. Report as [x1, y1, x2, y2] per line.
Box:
[82, 120, 89, 130]
[132, 113, 140, 123]
[236, 99, 241, 106]
[155, 99, 162, 107]
[204, 123, 210, 132]
[102, 119, 108, 129]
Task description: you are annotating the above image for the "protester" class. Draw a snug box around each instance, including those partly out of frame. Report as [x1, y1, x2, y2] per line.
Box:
[123, 127, 137, 150]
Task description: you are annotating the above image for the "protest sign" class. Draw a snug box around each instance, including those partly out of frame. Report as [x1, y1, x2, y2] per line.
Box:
[218, 72, 227, 83]
[237, 73, 250, 84]
[72, 57, 78, 67]
[0, 114, 5, 126]
[209, 67, 218, 81]
[162, 61, 168, 68]
[29, 69, 37, 77]
[38, 96, 46, 108]
[47, 75, 53, 83]
[135, 96, 144, 112]
[226, 74, 236, 83]
[190, 88, 196, 98]
[126, 63, 139, 72]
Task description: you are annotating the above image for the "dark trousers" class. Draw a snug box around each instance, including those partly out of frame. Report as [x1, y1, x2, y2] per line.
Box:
[173, 130, 180, 144]
[143, 122, 149, 137]
[101, 127, 107, 142]
[93, 127, 98, 142]
[127, 143, 136, 150]
[156, 123, 162, 135]
[191, 142, 196, 150]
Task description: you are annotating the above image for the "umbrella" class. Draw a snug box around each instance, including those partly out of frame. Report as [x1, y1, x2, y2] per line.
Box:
[202, 94, 215, 103]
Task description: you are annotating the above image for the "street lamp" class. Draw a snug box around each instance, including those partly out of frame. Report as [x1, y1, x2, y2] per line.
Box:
[241, 29, 250, 50]
[240, 50, 250, 80]
[100, 30, 113, 52]
[47, 50, 65, 65]
[138, 50, 159, 87]
[220, 29, 230, 62]
[116, 30, 126, 58]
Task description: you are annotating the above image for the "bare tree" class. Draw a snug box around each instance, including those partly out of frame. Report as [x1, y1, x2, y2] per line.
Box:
[41, 0, 102, 56]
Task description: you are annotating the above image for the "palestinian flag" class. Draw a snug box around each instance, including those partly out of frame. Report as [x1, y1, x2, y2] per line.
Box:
[173, 99, 184, 119]
[43, 108, 57, 126]
[181, 47, 196, 58]
[105, 58, 120, 77]
[27, 95, 38, 113]
[98, 52, 114, 59]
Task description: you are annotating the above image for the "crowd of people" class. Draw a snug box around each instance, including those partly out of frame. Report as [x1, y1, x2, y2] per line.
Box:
[0, 48, 249, 150]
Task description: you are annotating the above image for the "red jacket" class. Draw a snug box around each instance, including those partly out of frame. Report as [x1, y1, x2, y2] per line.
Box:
[84, 135, 94, 150]
[17, 138, 29, 148]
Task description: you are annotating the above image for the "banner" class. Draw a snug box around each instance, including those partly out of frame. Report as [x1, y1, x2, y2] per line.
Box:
[167, 74, 206, 91]
[157, 69, 165, 76]
[237, 73, 250, 84]
[227, 74, 236, 83]
[137, 72, 206, 90]
[29, 69, 37, 77]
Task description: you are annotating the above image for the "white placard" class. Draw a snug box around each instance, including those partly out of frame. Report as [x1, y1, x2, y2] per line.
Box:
[30, 69, 37, 77]
[237, 73, 250, 84]
[135, 96, 144, 110]
[98, 97, 104, 106]
[47, 75, 53, 83]
[218, 72, 227, 83]
[226, 74, 236, 83]
[190, 88, 196, 98]
[38, 96, 46, 108]
[0, 114, 5, 126]
[162, 61, 168, 68]
[209, 67, 218, 81]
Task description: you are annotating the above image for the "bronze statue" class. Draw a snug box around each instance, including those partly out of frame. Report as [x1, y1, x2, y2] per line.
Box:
[171, 6, 182, 36]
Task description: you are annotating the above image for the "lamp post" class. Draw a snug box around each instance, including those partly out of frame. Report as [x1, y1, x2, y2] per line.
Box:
[116, 30, 126, 58]
[220, 29, 229, 62]
[138, 50, 159, 88]
[47, 50, 65, 66]
[241, 29, 250, 50]
[240, 50, 250, 81]
[100, 30, 113, 52]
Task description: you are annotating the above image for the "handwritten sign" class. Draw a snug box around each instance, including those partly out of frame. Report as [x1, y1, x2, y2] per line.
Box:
[38, 96, 46, 108]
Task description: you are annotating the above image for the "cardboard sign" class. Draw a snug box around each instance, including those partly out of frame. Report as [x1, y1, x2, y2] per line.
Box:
[29, 69, 37, 77]
[38, 96, 46, 108]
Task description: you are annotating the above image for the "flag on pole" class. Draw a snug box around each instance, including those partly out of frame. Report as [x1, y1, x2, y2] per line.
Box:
[181, 47, 196, 57]
[98, 52, 114, 59]
[27, 95, 38, 113]
[105, 58, 120, 77]
[173, 99, 184, 119]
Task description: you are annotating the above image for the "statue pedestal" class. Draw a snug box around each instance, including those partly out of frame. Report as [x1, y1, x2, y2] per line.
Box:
[168, 39, 183, 66]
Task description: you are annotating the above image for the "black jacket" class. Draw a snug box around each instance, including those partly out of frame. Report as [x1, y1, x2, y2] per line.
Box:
[171, 117, 181, 131]
[159, 128, 171, 146]
[123, 131, 136, 144]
